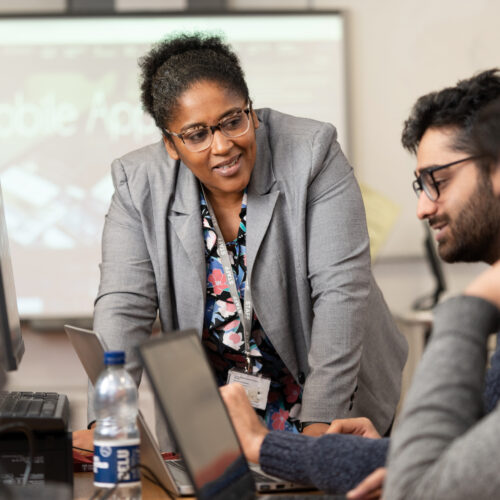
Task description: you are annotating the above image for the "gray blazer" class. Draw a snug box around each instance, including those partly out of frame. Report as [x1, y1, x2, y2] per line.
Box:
[90, 108, 407, 449]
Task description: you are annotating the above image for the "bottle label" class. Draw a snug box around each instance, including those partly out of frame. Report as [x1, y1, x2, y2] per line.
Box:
[93, 438, 141, 487]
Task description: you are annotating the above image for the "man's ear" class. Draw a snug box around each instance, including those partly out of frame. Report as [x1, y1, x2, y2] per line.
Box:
[491, 162, 500, 196]
[251, 109, 260, 131]
[163, 135, 180, 161]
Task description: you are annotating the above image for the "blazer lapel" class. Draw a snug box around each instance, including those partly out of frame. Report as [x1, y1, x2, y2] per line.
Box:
[246, 122, 279, 285]
[168, 163, 206, 331]
[245, 119, 299, 376]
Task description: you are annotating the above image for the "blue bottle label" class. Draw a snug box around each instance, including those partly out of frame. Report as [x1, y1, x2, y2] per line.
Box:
[93, 439, 141, 487]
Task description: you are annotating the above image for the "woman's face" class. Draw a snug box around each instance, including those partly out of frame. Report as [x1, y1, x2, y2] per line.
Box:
[163, 80, 259, 200]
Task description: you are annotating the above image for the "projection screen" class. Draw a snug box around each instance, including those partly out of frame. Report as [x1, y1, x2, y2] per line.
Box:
[0, 12, 346, 318]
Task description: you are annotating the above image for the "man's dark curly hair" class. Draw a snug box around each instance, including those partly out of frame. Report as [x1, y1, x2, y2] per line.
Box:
[139, 32, 250, 133]
[470, 97, 500, 165]
[402, 69, 500, 155]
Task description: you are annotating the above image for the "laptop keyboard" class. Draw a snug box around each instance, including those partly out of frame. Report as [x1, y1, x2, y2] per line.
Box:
[0, 391, 69, 432]
[251, 469, 282, 483]
[166, 459, 187, 472]
[167, 458, 282, 484]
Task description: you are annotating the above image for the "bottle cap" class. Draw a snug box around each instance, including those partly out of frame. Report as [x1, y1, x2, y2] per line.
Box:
[104, 351, 125, 365]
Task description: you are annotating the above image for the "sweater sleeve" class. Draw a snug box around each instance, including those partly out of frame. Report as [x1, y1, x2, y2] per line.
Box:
[384, 295, 500, 500]
[259, 431, 389, 493]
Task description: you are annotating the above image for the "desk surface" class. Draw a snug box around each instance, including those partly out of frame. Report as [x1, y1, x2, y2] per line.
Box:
[73, 472, 326, 499]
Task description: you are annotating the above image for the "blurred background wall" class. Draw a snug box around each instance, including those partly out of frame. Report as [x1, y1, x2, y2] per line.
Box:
[1, 0, 496, 317]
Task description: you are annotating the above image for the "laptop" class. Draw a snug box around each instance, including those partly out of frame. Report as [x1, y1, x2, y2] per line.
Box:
[64, 325, 192, 497]
[64, 325, 313, 498]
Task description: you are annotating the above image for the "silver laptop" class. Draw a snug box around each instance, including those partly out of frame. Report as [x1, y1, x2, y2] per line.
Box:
[65, 325, 310, 498]
[65, 325, 193, 496]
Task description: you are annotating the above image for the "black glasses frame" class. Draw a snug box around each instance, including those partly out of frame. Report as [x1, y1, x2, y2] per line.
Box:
[163, 107, 251, 152]
[412, 155, 481, 201]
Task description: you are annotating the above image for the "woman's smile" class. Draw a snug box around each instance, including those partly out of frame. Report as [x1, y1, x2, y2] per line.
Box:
[211, 153, 242, 176]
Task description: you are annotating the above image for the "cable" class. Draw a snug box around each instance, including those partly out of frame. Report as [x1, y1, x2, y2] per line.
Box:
[0, 422, 34, 486]
[139, 463, 176, 499]
[99, 462, 142, 500]
[73, 445, 93, 453]
[87, 489, 101, 500]
[89, 462, 141, 500]
[87, 461, 177, 499]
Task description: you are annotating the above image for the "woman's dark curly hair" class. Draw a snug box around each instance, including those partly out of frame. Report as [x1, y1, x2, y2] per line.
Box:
[139, 32, 250, 132]
[401, 69, 500, 155]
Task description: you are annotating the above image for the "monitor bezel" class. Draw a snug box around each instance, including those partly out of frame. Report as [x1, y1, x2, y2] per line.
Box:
[0, 183, 24, 371]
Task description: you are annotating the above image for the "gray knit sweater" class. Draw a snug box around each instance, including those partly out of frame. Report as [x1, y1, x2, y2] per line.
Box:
[259, 295, 500, 496]
[260, 430, 389, 493]
[384, 295, 500, 499]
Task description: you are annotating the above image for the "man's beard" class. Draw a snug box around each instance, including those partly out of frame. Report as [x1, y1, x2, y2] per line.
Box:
[431, 173, 500, 263]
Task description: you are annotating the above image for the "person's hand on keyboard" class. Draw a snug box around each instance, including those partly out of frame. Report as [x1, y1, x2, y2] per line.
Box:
[220, 383, 269, 464]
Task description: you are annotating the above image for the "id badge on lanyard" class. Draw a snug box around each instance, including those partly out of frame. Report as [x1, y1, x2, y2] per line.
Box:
[203, 187, 271, 410]
[227, 368, 271, 410]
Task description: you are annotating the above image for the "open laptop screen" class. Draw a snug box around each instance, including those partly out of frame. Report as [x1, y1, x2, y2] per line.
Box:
[138, 330, 255, 500]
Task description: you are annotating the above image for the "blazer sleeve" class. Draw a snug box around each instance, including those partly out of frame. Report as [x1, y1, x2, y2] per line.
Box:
[87, 159, 158, 423]
[300, 122, 373, 423]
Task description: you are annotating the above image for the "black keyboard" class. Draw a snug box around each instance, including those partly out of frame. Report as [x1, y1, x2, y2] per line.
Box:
[0, 391, 69, 432]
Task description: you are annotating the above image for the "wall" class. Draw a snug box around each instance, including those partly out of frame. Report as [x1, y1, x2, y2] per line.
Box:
[2, 0, 499, 256]
[235, 0, 500, 260]
[0, 0, 495, 289]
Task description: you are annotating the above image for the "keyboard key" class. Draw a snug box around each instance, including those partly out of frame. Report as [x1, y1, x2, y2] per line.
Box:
[42, 402, 56, 413]
[0, 397, 17, 413]
[0, 391, 69, 432]
[27, 399, 43, 416]
[12, 398, 30, 416]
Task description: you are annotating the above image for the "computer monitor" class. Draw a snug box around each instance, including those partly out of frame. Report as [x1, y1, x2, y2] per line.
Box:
[412, 222, 447, 311]
[0, 182, 24, 371]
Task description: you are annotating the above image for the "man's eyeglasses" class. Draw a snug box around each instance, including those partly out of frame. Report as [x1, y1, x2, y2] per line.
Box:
[163, 106, 252, 153]
[412, 155, 481, 201]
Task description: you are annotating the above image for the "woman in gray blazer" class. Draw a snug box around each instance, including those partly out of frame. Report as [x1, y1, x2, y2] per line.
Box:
[86, 33, 407, 450]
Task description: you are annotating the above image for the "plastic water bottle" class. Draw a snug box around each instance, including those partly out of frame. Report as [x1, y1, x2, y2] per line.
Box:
[93, 351, 142, 499]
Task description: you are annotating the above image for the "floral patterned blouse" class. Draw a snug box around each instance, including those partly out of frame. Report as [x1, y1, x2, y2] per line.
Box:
[201, 190, 302, 432]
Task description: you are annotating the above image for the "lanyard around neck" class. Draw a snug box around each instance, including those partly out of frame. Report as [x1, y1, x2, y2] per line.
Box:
[201, 186, 253, 372]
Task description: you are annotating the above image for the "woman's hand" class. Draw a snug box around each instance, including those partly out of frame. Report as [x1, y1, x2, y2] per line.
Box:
[346, 467, 386, 500]
[326, 417, 381, 439]
[465, 260, 500, 309]
[220, 383, 269, 463]
[72, 427, 95, 456]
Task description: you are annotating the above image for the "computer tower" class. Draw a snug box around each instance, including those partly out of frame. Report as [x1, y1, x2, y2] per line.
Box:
[0, 431, 73, 489]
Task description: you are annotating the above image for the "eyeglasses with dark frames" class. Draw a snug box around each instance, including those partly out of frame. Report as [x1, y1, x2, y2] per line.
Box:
[412, 155, 481, 201]
[163, 106, 252, 153]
